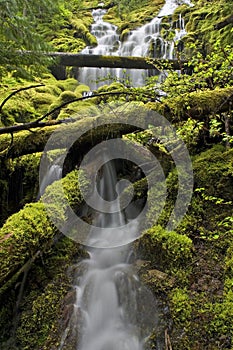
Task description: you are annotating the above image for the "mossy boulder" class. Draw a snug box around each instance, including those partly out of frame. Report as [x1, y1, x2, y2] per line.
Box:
[0, 169, 89, 348]
[103, 0, 165, 33]
[136, 225, 193, 271]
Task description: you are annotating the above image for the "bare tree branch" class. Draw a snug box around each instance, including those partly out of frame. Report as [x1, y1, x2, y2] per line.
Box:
[0, 84, 44, 114]
[0, 90, 160, 135]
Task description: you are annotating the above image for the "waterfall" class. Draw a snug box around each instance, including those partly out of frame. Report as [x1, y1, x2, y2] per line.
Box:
[59, 156, 159, 350]
[58, 2, 194, 348]
[78, 0, 192, 89]
[38, 155, 63, 198]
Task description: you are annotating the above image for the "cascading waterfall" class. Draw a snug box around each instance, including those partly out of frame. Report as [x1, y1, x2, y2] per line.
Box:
[38, 155, 63, 198]
[59, 2, 194, 349]
[78, 0, 192, 89]
[59, 156, 159, 350]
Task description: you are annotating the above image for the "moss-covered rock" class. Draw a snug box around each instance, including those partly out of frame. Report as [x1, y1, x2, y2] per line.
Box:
[136, 225, 193, 272]
[0, 169, 89, 348]
[103, 0, 165, 33]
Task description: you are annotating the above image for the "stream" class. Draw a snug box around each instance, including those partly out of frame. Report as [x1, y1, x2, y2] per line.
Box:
[56, 1, 193, 348]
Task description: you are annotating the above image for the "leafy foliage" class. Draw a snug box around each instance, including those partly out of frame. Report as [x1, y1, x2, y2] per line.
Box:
[0, 0, 62, 78]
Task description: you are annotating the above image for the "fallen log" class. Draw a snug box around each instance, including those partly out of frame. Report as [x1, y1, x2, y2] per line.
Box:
[0, 87, 232, 158]
[47, 52, 184, 70]
[50, 53, 183, 70]
[0, 104, 147, 158]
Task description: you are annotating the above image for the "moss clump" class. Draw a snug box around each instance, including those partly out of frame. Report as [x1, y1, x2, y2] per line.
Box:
[136, 225, 193, 271]
[103, 0, 165, 33]
[74, 84, 90, 95]
[70, 18, 97, 46]
[31, 93, 57, 114]
[175, 0, 233, 49]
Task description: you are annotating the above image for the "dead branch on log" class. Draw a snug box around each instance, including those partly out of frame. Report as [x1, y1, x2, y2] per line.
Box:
[165, 329, 173, 350]
[0, 90, 160, 136]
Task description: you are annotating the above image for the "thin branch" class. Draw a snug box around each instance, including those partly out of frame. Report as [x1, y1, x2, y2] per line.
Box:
[0, 90, 161, 135]
[0, 84, 45, 114]
[165, 329, 173, 350]
[0, 118, 75, 135]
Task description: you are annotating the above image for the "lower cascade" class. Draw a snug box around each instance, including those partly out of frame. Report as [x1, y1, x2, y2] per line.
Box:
[59, 157, 159, 350]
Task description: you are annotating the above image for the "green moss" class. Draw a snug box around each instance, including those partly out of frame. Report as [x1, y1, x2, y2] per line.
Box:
[0, 170, 88, 289]
[176, 0, 233, 48]
[70, 18, 97, 46]
[103, 0, 165, 33]
[1, 96, 39, 125]
[168, 288, 193, 349]
[0, 168, 90, 347]
[55, 78, 79, 92]
[9, 153, 41, 210]
[14, 236, 81, 350]
[74, 84, 90, 95]
[136, 225, 193, 271]
[146, 87, 233, 122]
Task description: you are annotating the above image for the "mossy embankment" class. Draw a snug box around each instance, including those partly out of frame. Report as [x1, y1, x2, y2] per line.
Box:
[172, 0, 233, 49]
[136, 145, 233, 349]
[103, 0, 165, 37]
[0, 170, 89, 349]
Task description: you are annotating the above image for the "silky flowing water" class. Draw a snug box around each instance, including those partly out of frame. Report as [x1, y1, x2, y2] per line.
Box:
[58, 1, 193, 348]
[77, 158, 154, 350]
[78, 0, 192, 89]
[58, 156, 159, 350]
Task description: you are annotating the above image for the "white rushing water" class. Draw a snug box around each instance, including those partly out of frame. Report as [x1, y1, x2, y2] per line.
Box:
[78, 0, 192, 89]
[58, 2, 194, 348]
[59, 156, 159, 350]
[38, 156, 63, 198]
[78, 157, 156, 350]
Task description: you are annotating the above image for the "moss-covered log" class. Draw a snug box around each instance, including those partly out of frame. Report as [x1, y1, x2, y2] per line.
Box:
[47, 53, 183, 70]
[0, 86, 232, 159]
[0, 104, 151, 158]
[0, 169, 90, 347]
[147, 87, 233, 121]
[0, 170, 88, 295]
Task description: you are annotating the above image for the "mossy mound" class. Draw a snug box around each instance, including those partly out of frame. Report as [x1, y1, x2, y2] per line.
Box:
[174, 0, 233, 49]
[136, 225, 193, 272]
[0, 76, 86, 127]
[0, 169, 89, 349]
[103, 0, 165, 34]
[139, 145, 233, 349]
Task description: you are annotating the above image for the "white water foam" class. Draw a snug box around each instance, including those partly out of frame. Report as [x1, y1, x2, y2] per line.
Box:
[78, 0, 191, 89]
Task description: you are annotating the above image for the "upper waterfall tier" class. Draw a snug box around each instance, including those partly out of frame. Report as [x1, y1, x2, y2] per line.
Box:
[78, 0, 192, 89]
